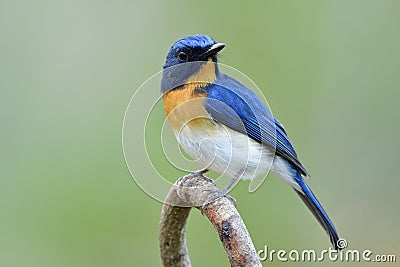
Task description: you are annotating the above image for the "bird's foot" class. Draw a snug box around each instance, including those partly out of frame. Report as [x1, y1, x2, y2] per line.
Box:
[176, 168, 209, 199]
[201, 188, 237, 211]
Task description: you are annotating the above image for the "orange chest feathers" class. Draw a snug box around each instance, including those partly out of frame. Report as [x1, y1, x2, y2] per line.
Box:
[162, 83, 214, 131]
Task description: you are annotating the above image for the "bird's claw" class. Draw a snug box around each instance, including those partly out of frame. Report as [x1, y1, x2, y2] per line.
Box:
[176, 169, 209, 199]
[201, 189, 237, 211]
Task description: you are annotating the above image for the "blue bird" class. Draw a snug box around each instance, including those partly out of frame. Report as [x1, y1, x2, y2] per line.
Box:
[161, 34, 340, 249]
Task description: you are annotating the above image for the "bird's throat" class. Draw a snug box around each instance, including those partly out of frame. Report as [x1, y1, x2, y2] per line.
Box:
[185, 58, 217, 84]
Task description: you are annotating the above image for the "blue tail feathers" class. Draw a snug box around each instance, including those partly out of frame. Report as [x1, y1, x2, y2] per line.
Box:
[293, 173, 340, 250]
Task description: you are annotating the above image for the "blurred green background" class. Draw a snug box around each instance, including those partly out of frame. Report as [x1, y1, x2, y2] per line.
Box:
[1, 0, 399, 266]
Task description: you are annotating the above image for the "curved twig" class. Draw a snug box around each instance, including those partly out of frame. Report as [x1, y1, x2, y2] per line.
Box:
[159, 175, 262, 267]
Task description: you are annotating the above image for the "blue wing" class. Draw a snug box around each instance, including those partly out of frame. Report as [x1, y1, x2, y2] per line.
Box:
[204, 73, 309, 177]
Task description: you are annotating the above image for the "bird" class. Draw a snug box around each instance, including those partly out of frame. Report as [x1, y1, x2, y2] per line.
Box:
[161, 34, 340, 249]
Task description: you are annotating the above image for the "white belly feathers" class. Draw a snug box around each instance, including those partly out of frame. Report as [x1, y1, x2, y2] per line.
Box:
[174, 119, 295, 185]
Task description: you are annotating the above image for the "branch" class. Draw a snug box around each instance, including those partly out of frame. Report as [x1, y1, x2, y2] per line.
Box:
[159, 175, 262, 267]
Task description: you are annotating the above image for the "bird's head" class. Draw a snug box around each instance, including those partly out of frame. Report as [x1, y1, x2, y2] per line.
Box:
[161, 35, 225, 92]
[163, 34, 225, 69]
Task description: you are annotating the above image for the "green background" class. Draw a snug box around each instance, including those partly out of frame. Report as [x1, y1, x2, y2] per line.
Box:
[1, 0, 399, 266]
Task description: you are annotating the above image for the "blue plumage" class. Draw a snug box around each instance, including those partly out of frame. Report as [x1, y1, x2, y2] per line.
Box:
[204, 75, 309, 177]
[162, 34, 340, 249]
[163, 35, 217, 69]
[293, 172, 340, 249]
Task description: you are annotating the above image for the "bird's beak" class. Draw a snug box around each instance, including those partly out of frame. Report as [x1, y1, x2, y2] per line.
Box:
[201, 43, 226, 58]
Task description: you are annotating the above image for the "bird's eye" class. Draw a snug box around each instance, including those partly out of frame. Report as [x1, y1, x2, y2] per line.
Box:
[177, 52, 188, 62]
